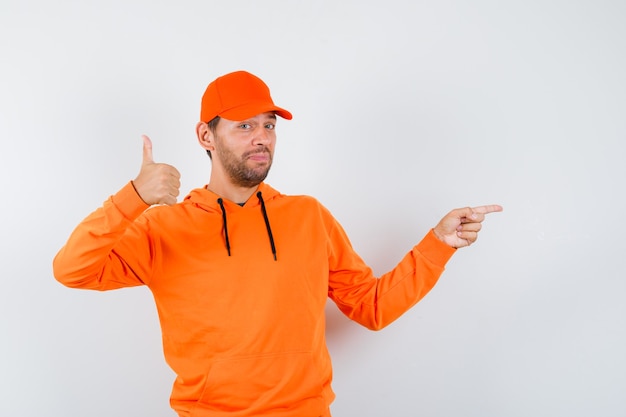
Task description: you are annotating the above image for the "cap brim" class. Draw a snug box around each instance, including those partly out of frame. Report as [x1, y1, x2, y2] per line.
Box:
[219, 102, 293, 121]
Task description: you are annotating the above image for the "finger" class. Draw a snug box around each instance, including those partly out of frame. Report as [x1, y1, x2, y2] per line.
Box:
[457, 222, 482, 233]
[471, 204, 503, 215]
[169, 166, 182, 180]
[142, 135, 154, 165]
[452, 207, 475, 219]
[169, 180, 181, 197]
[457, 230, 478, 244]
[163, 195, 177, 206]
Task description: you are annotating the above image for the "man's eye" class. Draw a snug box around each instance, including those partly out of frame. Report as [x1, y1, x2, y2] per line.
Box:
[265, 124, 275, 130]
[239, 123, 251, 129]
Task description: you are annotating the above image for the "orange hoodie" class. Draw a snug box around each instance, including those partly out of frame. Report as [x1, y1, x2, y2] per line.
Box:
[53, 181, 455, 416]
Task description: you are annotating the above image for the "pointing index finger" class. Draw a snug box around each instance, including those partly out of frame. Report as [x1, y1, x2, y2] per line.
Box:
[472, 204, 503, 215]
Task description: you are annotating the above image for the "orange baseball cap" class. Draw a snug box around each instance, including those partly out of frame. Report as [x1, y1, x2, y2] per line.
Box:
[200, 71, 293, 122]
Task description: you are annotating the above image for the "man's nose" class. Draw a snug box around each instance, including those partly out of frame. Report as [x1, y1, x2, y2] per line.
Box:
[253, 126, 271, 144]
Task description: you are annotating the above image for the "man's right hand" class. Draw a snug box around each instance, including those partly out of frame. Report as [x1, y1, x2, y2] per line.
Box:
[132, 135, 181, 206]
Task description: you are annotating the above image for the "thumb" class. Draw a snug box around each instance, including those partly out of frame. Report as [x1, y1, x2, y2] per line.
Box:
[142, 135, 154, 165]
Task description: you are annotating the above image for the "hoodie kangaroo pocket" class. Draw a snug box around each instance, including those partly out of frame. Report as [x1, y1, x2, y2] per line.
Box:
[195, 351, 326, 414]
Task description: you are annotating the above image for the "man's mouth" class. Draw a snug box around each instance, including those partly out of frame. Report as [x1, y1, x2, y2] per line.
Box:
[245, 150, 271, 162]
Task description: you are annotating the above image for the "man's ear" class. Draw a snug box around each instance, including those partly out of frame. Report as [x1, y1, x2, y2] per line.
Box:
[196, 122, 215, 152]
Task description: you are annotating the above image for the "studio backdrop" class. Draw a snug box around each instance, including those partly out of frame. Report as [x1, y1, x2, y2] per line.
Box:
[1, 1, 625, 416]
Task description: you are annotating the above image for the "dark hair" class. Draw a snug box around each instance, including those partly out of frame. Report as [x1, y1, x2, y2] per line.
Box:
[206, 116, 220, 159]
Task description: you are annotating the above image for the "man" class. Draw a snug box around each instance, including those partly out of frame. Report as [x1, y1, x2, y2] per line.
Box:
[53, 70, 502, 417]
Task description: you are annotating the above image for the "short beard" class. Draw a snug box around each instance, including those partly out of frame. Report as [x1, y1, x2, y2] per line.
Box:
[214, 138, 273, 188]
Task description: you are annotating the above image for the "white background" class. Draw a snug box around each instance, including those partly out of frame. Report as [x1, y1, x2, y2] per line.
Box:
[1, 1, 625, 416]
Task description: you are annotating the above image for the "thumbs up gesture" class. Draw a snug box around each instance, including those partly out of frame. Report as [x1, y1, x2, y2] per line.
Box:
[132, 135, 181, 206]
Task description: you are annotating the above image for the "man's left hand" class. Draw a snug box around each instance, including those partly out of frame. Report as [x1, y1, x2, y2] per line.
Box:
[433, 205, 503, 248]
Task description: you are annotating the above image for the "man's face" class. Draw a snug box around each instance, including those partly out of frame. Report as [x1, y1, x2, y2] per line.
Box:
[212, 112, 277, 188]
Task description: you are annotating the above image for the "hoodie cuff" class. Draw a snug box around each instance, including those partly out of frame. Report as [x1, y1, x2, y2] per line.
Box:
[110, 181, 151, 221]
[415, 229, 456, 268]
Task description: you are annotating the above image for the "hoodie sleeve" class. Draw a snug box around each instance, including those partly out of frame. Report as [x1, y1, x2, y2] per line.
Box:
[327, 219, 456, 331]
[53, 182, 153, 291]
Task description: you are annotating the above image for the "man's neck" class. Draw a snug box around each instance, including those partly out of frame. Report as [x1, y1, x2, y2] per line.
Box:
[206, 180, 260, 205]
